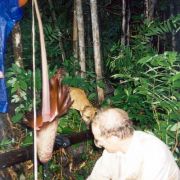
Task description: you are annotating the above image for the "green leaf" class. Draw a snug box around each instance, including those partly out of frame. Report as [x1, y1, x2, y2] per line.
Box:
[98, 81, 105, 89]
[173, 80, 180, 88]
[61, 127, 74, 134]
[0, 139, 12, 147]
[21, 134, 33, 146]
[169, 73, 180, 82]
[88, 92, 97, 101]
[170, 122, 180, 132]
[137, 56, 151, 65]
[165, 51, 177, 65]
[20, 81, 27, 91]
[167, 20, 172, 32]
[12, 113, 24, 123]
[11, 87, 17, 94]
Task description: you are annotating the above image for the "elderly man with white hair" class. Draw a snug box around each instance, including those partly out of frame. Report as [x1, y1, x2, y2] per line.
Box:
[87, 108, 180, 180]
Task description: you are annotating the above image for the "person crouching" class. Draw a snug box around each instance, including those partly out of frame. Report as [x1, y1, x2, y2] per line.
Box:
[87, 108, 180, 180]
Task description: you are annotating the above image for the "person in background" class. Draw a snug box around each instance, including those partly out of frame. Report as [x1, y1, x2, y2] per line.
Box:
[0, 0, 27, 112]
[87, 108, 180, 180]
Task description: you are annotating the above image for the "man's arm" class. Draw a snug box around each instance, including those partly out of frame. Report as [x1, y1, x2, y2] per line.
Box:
[87, 153, 112, 180]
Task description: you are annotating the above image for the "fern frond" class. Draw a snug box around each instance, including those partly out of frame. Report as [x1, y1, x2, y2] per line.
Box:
[144, 14, 180, 36]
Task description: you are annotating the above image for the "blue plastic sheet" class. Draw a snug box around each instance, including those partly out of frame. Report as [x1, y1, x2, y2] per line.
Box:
[0, 0, 23, 113]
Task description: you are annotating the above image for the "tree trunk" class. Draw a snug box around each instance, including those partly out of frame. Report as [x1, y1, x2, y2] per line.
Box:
[173, 0, 180, 52]
[76, 0, 86, 78]
[73, 0, 78, 59]
[170, 0, 176, 51]
[149, 0, 157, 20]
[47, 0, 66, 61]
[144, 0, 149, 19]
[144, 0, 157, 20]
[126, 0, 131, 46]
[85, 1, 93, 72]
[121, 0, 126, 46]
[90, 0, 104, 103]
[11, 22, 24, 67]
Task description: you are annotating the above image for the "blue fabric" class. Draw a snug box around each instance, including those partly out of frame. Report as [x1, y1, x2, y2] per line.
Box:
[0, 0, 23, 112]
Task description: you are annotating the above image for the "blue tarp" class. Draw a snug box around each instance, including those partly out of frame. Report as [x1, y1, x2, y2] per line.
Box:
[0, 0, 23, 112]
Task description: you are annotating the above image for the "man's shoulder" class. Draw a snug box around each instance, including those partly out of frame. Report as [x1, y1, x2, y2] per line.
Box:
[134, 131, 173, 160]
[134, 130, 166, 147]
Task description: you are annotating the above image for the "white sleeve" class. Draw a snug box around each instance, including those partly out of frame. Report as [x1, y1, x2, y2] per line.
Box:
[86, 153, 112, 180]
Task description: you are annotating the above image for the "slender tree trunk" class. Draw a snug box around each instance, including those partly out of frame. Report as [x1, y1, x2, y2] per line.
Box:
[144, 0, 158, 50]
[47, 0, 66, 61]
[90, 0, 104, 103]
[126, 0, 131, 46]
[162, 12, 166, 52]
[73, 0, 78, 59]
[149, 0, 157, 20]
[87, 12, 93, 71]
[76, 0, 86, 78]
[157, 35, 160, 52]
[85, 1, 93, 71]
[174, 0, 180, 52]
[144, 0, 149, 19]
[170, 0, 176, 51]
[145, 0, 157, 20]
[121, 0, 126, 46]
[11, 22, 24, 67]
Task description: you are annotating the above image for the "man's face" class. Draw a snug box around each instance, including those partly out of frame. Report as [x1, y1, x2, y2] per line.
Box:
[92, 125, 120, 153]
